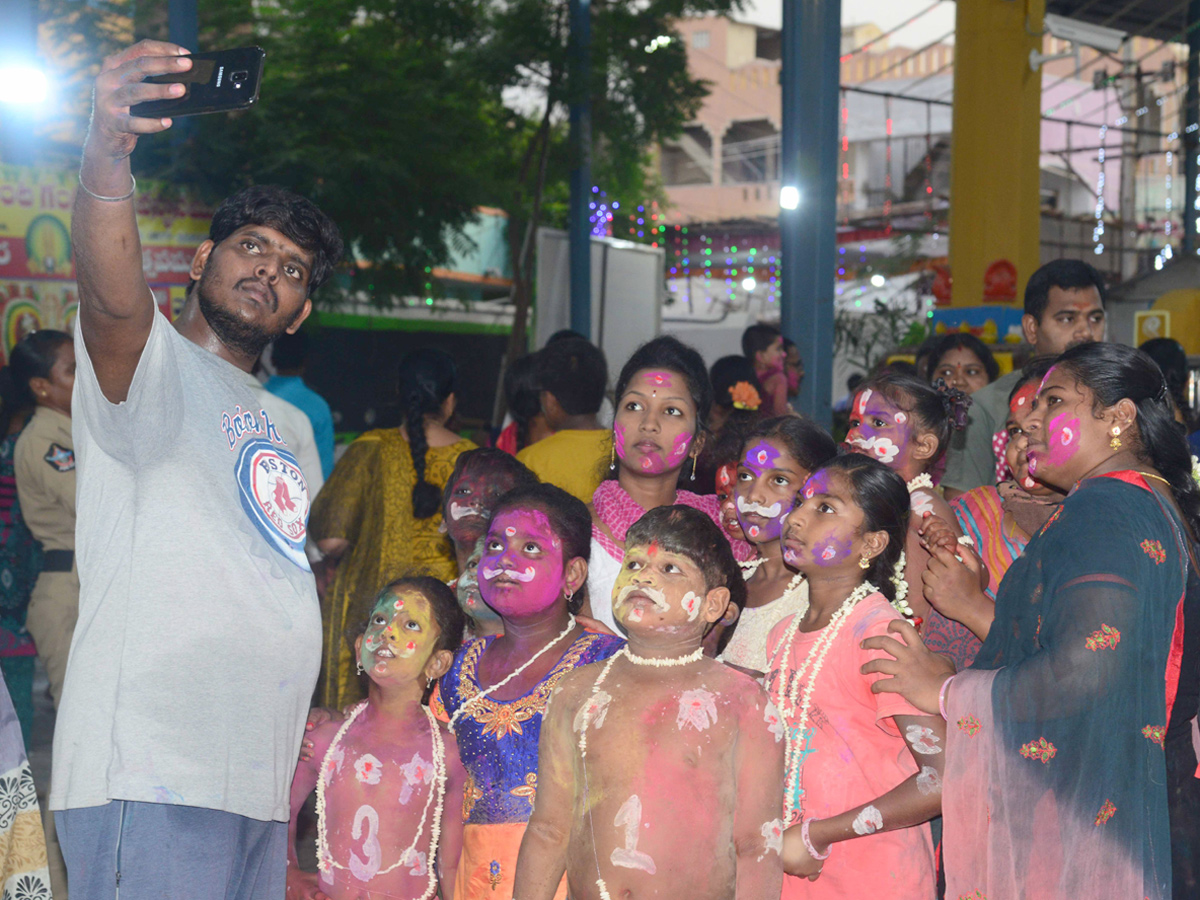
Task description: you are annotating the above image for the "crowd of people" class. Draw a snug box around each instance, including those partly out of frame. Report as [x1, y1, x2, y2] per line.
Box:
[0, 37, 1197, 900]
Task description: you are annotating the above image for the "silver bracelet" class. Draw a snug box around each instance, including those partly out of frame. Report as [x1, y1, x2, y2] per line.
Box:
[77, 172, 136, 202]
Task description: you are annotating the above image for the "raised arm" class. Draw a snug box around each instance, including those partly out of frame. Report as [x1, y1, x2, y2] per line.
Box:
[512, 684, 579, 900]
[732, 692, 785, 900]
[74, 40, 192, 402]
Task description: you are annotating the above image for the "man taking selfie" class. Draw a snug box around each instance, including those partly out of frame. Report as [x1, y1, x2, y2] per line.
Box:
[52, 40, 342, 899]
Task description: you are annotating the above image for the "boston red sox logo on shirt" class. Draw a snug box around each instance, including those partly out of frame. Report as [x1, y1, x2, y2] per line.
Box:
[236, 438, 311, 571]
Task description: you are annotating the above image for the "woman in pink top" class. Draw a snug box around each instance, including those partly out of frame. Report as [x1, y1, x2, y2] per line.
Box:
[767, 455, 944, 899]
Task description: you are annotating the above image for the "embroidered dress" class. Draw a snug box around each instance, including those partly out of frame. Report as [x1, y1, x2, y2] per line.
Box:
[311, 430, 476, 708]
[944, 472, 1199, 900]
[587, 480, 753, 631]
[436, 630, 624, 900]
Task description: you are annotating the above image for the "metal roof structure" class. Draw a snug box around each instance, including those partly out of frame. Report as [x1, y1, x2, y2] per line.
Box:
[1044, 0, 1190, 44]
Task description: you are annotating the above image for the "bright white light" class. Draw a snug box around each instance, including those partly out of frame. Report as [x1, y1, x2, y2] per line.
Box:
[779, 186, 800, 210]
[870, 274, 886, 288]
[645, 35, 672, 53]
[0, 66, 48, 105]
[742, 277, 756, 291]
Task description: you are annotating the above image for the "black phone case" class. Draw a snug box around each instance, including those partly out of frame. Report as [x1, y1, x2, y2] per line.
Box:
[130, 47, 265, 118]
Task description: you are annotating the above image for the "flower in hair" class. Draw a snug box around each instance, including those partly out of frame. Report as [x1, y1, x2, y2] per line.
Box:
[731, 381, 762, 411]
[890, 551, 913, 618]
[1192, 455, 1200, 490]
[932, 378, 971, 431]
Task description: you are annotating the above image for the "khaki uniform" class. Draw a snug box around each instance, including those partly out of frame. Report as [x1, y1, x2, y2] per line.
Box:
[14, 406, 77, 706]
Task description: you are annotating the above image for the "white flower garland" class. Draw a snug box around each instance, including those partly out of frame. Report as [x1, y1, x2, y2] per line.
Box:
[315, 700, 446, 896]
[906, 473, 934, 493]
[1192, 455, 1200, 489]
[775, 581, 878, 824]
[446, 614, 576, 734]
[739, 557, 765, 577]
[890, 551, 912, 618]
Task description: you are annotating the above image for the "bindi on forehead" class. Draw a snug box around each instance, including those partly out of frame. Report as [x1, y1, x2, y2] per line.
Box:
[643, 371, 674, 388]
[743, 441, 782, 473]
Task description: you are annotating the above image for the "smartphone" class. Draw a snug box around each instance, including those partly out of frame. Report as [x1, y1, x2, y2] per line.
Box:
[130, 47, 265, 119]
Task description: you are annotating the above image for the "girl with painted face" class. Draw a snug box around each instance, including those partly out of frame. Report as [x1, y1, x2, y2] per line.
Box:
[441, 449, 539, 636]
[920, 359, 1068, 671]
[588, 336, 753, 633]
[846, 370, 969, 621]
[514, 505, 784, 900]
[764, 455, 944, 898]
[863, 341, 1200, 899]
[718, 417, 837, 675]
[288, 576, 468, 900]
[435, 484, 625, 900]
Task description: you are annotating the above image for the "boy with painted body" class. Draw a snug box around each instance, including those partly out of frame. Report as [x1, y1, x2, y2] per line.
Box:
[515, 506, 785, 900]
[288, 578, 467, 900]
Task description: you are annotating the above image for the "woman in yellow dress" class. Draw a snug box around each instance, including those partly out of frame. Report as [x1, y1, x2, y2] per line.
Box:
[311, 348, 475, 708]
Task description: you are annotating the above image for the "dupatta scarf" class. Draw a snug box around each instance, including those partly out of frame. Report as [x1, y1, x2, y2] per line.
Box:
[943, 471, 1196, 900]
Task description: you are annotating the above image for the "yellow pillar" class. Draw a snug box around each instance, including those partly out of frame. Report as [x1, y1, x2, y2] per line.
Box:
[949, 0, 1044, 307]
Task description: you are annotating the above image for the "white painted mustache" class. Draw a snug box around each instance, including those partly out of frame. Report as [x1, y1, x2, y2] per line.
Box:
[614, 583, 670, 612]
[736, 495, 783, 518]
[449, 502, 487, 521]
[481, 565, 536, 583]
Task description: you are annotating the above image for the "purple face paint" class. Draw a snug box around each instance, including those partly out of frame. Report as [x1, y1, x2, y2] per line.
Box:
[812, 533, 853, 565]
[846, 391, 912, 469]
[743, 441, 781, 476]
[479, 508, 567, 618]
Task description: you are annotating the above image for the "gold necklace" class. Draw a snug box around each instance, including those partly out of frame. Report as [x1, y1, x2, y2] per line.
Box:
[1137, 471, 1171, 487]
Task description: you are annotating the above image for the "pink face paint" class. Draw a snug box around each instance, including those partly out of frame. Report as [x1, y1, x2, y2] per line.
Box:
[1042, 411, 1081, 470]
[614, 426, 627, 460]
[666, 432, 691, 466]
[479, 508, 567, 618]
[645, 371, 674, 387]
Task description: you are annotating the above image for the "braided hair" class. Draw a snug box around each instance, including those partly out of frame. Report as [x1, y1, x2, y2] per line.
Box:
[397, 348, 457, 519]
[1056, 342, 1200, 540]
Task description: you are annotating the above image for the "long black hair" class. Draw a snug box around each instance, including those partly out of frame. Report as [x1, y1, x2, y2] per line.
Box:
[502, 354, 542, 453]
[397, 348, 457, 519]
[489, 483, 593, 613]
[0, 330, 72, 437]
[1056, 342, 1200, 540]
[816, 455, 910, 602]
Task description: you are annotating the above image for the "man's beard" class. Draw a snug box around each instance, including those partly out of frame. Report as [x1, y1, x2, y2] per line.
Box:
[196, 271, 303, 359]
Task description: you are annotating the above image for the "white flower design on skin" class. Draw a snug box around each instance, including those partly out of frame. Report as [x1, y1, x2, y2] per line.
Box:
[398, 752, 435, 805]
[354, 753, 384, 784]
[910, 490, 935, 517]
[906, 724, 942, 755]
[404, 848, 428, 877]
[681, 591, 702, 621]
[852, 805, 883, 835]
[851, 435, 900, 464]
[762, 700, 785, 742]
[677, 689, 719, 731]
[573, 690, 613, 733]
[916, 765, 942, 795]
[760, 819, 784, 858]
[322, 745, 346, 785]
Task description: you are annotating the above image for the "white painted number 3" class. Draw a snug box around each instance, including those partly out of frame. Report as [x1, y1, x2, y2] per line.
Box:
[349, 804, 382, 882]
[610, 794, 657, 875]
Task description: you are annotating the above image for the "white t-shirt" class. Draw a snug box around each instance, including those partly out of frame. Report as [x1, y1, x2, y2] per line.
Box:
[51, 311, 322, 822]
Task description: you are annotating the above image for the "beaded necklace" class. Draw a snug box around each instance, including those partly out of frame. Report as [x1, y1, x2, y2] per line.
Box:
[446, 614, 577, 734]
[576, 645, 706, 900]
[774, 581, 878, 824]
[315, 701, 446, 897]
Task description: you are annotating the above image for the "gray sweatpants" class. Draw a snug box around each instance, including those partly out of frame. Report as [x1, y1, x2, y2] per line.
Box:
[56, 800, 287, 900]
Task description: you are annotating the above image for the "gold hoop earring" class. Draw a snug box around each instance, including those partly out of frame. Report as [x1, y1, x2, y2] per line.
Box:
[1110, 426, 1122, 450]
[859, 554, 871, 570]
